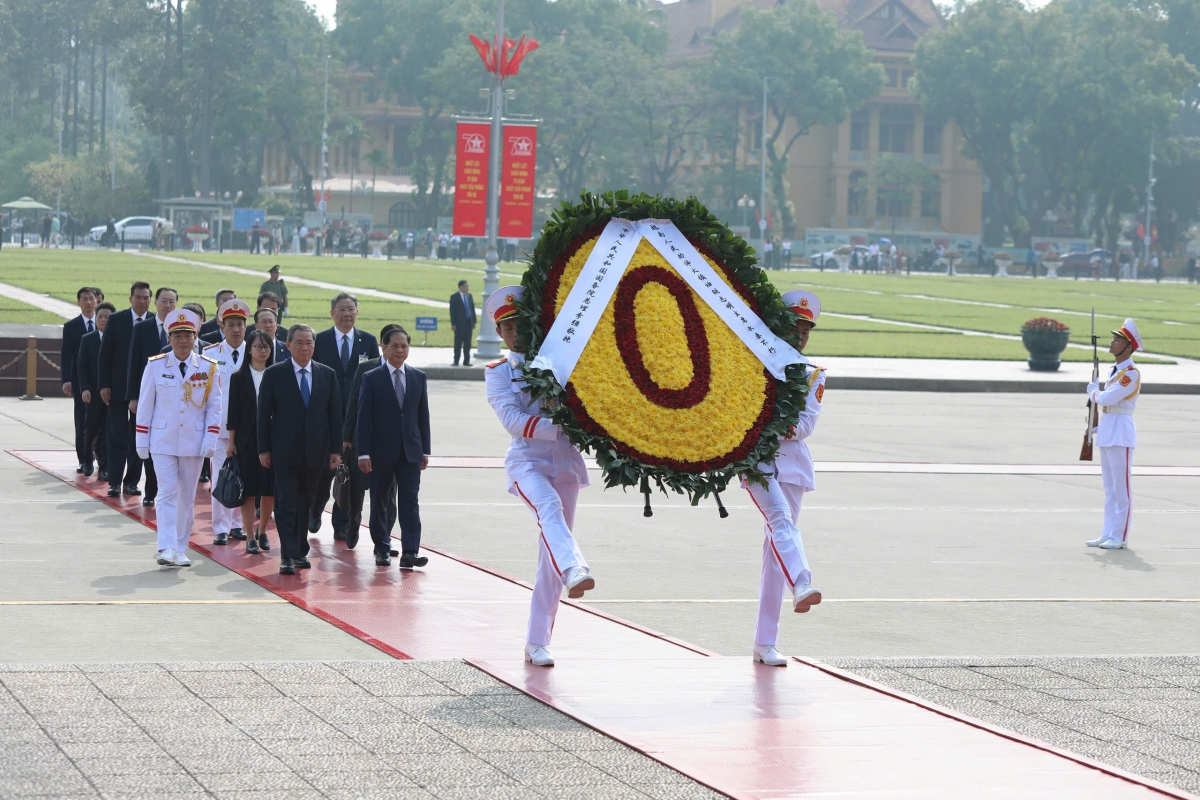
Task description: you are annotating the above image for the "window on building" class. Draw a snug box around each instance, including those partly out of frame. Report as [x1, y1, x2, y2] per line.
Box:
[848, 170, 868, 216]
[879, 107, 915, 153]
[901, 70, 914, 88]
[870, 1, 918, 20]
[389, 200, 418, 231]
[392, 126, 413, 169]
[877, 193, 911, 218]
[885, 68, 898, 88]
[921, 190, 942, 220]
[850, 116, 870, 152]
[923, 122, 944, 155]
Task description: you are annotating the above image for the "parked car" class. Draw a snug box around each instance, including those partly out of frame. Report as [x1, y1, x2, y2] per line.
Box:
[810, 245, 869, 270]
[1061, 249, 1109, 276]
[89, 216, 167, 245]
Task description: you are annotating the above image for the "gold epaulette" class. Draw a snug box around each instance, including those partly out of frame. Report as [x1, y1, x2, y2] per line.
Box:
[202, 341, 221, 350]
[147, 353, 167, 361]
[199, 354, 217, 364]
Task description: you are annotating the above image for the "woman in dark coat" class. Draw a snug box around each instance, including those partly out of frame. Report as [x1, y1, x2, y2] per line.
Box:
[226, 329, 276, 554]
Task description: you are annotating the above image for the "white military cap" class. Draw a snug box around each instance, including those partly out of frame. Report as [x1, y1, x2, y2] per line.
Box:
[165, 308, 201, 334]
[1112, 318, 1142, 351]
[487, 285, 524, 325]
[781, 289, 821, 326]
[218, 298, 251, 321]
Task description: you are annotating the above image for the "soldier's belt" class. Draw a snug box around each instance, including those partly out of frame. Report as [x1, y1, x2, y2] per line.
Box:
[1101, 406, 1133, 415]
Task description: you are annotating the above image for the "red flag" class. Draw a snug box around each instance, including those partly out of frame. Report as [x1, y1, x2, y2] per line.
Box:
[503, 35, 540, 77]
[468, 34, 496, 74]
[453, 122, 490, 236]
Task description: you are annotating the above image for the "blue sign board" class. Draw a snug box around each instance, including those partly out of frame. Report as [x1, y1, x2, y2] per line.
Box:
[232, 209, 266, 232]
[415, 316, 438, 331]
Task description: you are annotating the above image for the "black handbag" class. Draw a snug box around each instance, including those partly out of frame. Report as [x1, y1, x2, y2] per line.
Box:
[331, 462, 352, 509]
[212, 456, 244, 509]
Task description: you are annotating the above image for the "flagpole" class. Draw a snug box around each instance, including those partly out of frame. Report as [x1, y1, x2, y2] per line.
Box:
[476, 0, 505, 360]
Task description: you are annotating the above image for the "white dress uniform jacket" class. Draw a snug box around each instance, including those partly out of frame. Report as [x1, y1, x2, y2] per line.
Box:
[1091, 358, 1139, 448]
[202, 340, 245, 438]
[772, 367, 825, 490]
[135, 352, 223, 457]
[484, 352, 590, 493]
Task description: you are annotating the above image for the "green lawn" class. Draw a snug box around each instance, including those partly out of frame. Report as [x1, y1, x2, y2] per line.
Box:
[3, 249, 1194, 361]
[0, 296, 68, 324]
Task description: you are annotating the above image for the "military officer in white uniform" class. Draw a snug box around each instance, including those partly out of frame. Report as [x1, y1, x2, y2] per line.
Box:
[203, 299, 250, 545]
[135, 309, 223, 567]
[1086, 318, 1142, 550]
[484, 286, 593, 667]
[743, 289, 825, 667]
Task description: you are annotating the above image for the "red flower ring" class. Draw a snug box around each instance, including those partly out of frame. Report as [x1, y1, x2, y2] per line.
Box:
[614, 265, 710, 410]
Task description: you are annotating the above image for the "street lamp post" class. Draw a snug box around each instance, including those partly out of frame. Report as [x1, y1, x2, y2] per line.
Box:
[319, 54, 330, 255]
[1142, 128, 1155, 281]
[475, 0, 506, 361]
[759, 77, 768, 242]
[737, 195, 755, 233]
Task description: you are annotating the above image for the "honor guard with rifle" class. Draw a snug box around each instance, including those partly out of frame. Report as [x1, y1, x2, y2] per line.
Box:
[1085, 318, 1142, 550]
[135, 309, 224, 567]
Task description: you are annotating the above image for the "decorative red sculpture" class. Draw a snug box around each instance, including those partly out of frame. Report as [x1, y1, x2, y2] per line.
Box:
[468, 33, 539, 78]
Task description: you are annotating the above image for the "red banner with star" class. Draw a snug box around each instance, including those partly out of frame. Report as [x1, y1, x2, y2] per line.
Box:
[498, 124, 537, 240]
[453, 122, 490, 236]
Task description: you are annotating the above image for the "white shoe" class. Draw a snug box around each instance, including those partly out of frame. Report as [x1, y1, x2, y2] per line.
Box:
[175, 552, 192, 566]
[157, 549, 176, 566]
[753, 644, 788, 667]
[1099, 539, 1127, 550]
[793, 583, 822, 613]
[524, 643, 555, 667]
[562, 566, 595, 599]
[1085, 537, 1108, 547]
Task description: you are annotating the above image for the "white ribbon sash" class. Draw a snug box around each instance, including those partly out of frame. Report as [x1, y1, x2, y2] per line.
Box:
[531, 218, 803, 386]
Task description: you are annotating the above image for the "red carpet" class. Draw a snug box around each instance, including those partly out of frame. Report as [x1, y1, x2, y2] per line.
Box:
[10, 449, 1192, 800]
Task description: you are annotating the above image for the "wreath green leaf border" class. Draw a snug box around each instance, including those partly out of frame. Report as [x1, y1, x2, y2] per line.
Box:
[515, 190, 810, 505]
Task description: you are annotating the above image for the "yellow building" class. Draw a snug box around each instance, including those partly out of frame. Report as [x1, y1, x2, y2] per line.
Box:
[658, 0, 983, 242]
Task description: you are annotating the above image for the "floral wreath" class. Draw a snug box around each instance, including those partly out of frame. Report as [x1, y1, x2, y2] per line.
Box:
[516, 191, 810, 504]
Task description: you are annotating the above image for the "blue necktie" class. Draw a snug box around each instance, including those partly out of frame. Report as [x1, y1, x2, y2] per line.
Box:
[339, 334, 350, 373]
[299, 368, 310, 407]
[158, 323, 168, 348]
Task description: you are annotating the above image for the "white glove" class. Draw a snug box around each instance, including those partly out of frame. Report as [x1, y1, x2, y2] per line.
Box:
[136, 448, 150, 461]
[1086, 381, 1099, 395]
[202, 446, 216, 460]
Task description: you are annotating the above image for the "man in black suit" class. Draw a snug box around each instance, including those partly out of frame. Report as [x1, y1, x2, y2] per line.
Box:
[198, 289, 235, 340]
[244, 292, 287, 342]
[449, 279, 476, 366]
[342, 325, 401, 552]
[311, 292, 379, 540]
[247, 307, 289, 361]
[62, 287, 100, 475]
[126, 287, 179, 507]
[257, 324, 343, 575]
[357, 326, 430, 568]
[98, 282, 153, 498]
[78, 302, 115, 481]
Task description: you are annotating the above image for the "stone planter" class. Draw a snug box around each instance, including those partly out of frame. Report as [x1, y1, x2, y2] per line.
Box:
[369, 240, 386, 258]
[188, 232, 209, 252]
[835, 255, 850, 272]
[1021, 328, 1070, 371]
[994, 256, 1012, 277]
[1043, 259, 1061, 279]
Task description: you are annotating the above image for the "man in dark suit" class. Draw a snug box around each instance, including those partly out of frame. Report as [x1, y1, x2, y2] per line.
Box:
[257, 324, 343, 575]
[245, 292, 287, 342]
[198, 289, 235, 340]
[342, 326, 401, 552]
[311, 292, 379, 540]
[78, 302, 115, 481]
[449, 279, 476, 366]
[126, 287, 179, 507]
[62, 287, 100, 474]
[357, 326, 431, 568]
[97, 282, 153, 498]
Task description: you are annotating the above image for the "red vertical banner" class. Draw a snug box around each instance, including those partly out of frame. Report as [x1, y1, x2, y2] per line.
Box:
[453, 122, 490, 236]
[499, 124, 537, 239]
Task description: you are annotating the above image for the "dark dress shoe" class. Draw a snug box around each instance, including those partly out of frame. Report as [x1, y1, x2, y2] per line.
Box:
[399, 552, 429, 569]
[258, 534, 271, 551]
[98, 470, 108, 482]
[142, 497, 155, 507]
[106, 486, 121, 498]
[246, 539, 261, 555]
[82, 464, 94, 477]
[76, 464, 86, 474]
[293, 557, 312, 569]
[332, 528, 346, 541]
[213, 532, 228, 545]
[123, 484, 141, 496]
[279, 558, 295, 575]
[375, 554, 391, 566]
[307, 512, 321, 533]
[230, 528, 247, 541]
[390, 549, 399, 557]
[346, 528, 359, 549]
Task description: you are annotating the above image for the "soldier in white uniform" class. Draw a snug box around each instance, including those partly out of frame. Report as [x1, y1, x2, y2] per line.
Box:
[743, 289, 825, 666]
[484, 286, 594, 667]
[135, 309, 223, 567]
[1086, 318, 1142, 550]
[203, 299, 250, 545]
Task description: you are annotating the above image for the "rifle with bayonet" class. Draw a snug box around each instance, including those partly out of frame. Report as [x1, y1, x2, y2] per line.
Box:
[1080, 307, 1099, 461]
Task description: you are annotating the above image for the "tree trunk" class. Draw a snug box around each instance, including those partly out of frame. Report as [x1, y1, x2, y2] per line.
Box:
[71, 31, 80, 157]
[174, 0, 188, 197]
[159, 134, 170, 200]
[88, 44, 95, 153]
[197, 0, 214, 198]
[99, 50, 106, 148]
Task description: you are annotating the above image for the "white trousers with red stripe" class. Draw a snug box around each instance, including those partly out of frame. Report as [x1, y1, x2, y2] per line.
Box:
[745, 478, 810, 647]
[154, 454, 204, 554]
[1100, 446, 1133, 543]
[209, 438, 238, 535]
[513, 474, 586, 647]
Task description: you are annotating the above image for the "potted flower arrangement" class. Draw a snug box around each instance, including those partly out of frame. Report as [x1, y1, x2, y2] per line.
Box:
[367, 230, 390, 258]
[1041, 251, 1062, 279]
[1021, 317, 1071, 371]
[993, 251, 1013, 277]
[941, 249, 962, 276]
[832, 245, 853, 273]
[184, 224, 209, 253]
